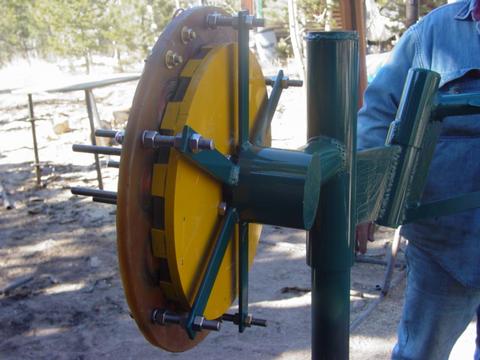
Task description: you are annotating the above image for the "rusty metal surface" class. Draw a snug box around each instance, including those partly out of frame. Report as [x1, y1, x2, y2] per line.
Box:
[339, 0, 367, 105]
[116, 6, 236, 352]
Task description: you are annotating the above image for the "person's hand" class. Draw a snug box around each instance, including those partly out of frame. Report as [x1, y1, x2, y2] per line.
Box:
[355, 222, 375, 254]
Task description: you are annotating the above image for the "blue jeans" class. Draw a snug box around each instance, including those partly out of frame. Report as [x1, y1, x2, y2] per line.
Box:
[392, 244, 480, 360]
[476, 306, 480, 360]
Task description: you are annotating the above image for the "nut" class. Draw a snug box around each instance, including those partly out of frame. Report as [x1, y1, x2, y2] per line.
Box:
[142, 131, 157, 148]
[181, 26, 197, 44]
[165, 50, 183, 69]
[218, 202, 227, 216]
[188, 133, 201, 153]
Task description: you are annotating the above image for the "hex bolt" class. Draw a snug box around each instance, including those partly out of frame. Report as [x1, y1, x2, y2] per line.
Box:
[192, 315, 221, 331]
[151, 309, 167, 325]
[206, 13, 264, 29]
[222, 312, 267, 327]
[198, 137, 215, 151]
[206, 13, 224, 28]
[165, 50, 184, 69]
[245, 15, 265, 28]
[114, 131, 124, 145]
[94, 129, 125, 145]
[188, 133, 214, 153]
[181, 26, 197, 44]
[188, 133, 201, 153]
[142, 131, 158, 148]
[218, 202, 227, 216]
[142, 131, 175, 149]
[151, 309, 183, 326]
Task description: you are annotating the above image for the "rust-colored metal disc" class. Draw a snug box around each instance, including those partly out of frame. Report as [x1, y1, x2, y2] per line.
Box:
[116, 7, 235, 352]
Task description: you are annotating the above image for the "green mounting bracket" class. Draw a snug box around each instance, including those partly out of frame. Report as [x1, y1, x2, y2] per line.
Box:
[176, 125, 240, 186]
[185, 207, 238, 339]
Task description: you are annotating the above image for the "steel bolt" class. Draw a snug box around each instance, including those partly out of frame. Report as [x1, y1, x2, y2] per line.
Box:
[114, 131, 124, 145]
[165, 50, 184, 69]
[181, 26, 197, 44]
[142, 130, 176, 149]
[192, 316, 204, 331]
[218, 202, 227, 216]
[245, 15, 265, 28]
[206, 13, 223, 28]
[207, 13, 264, 29]
[151, 309, 167, 325]
[142, 131, 157, 148]
[188, 134, 214, 153]
[192, 316, 221, 331]
[199, 137, 214, 151]
[188, 133, 201, 153]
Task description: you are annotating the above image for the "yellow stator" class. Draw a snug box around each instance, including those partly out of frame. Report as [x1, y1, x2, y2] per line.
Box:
[116, 8, 267, 351]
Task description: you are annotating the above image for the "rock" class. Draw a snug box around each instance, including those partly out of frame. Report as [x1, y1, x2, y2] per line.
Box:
[112, 109, 129, 128]
[88, 256, 101, 268]
[351, 299, 367, 312]
[52, 119, 71, 135]
[27, 197, 46, 215]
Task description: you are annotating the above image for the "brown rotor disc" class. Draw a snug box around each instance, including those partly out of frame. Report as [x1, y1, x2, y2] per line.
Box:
[116, 7, 235, 352]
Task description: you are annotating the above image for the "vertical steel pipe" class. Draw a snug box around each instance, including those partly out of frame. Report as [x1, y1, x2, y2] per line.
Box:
[28, 94, 41, 186]
[238, 222, 249, 332]
[305, 31, 358, 360]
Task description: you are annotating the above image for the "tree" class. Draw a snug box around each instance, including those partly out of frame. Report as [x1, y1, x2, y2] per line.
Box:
[37, 0, 111, 73]
[0, 0, 43, 64]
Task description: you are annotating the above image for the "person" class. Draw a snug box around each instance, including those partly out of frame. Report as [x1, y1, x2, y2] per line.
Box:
[356, 0, 480, 358]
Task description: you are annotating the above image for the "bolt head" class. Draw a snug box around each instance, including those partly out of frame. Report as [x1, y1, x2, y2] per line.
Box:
[188, 133, 201, 153]
[142, 131, 157, 148]
[218, 202, 227, 216]
[206, 13, 219, 28]
[174, 54, 183, 66]
[181, 26, 197, 43]
[192, 316, 204, 331]
[114, 131, 124, 145]
[151, 309, 167, 325]
[165, 50, 183, 69]
[199, 138, 214, 151]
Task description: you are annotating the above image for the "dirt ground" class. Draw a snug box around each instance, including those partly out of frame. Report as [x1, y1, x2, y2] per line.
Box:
[0, 72, 476, 359]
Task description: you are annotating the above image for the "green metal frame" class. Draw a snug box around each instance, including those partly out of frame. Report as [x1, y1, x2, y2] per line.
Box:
[305, 31, 359, 360]
[184, 207, 238, 339]
[175, 125, 240, 185]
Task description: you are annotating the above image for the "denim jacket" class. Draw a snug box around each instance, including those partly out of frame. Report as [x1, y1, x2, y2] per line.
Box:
[358, 0, 480, 288]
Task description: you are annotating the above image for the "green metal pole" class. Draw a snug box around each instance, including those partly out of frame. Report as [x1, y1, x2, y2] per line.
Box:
[305, 31, 358, 360]
[185, 207, 238, 339]
[434, 92, 480, 118]
[238, 222, 249, 332]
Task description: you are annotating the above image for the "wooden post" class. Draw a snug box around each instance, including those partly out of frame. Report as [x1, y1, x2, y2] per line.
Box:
[241, 0, 254, 13]
[287, 0, 306, 81]
[339, 0, 368, 106]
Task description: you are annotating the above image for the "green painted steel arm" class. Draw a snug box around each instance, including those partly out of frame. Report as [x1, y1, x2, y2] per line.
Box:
[434, 92, 480, 119]
[405, 191, 480, 223]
